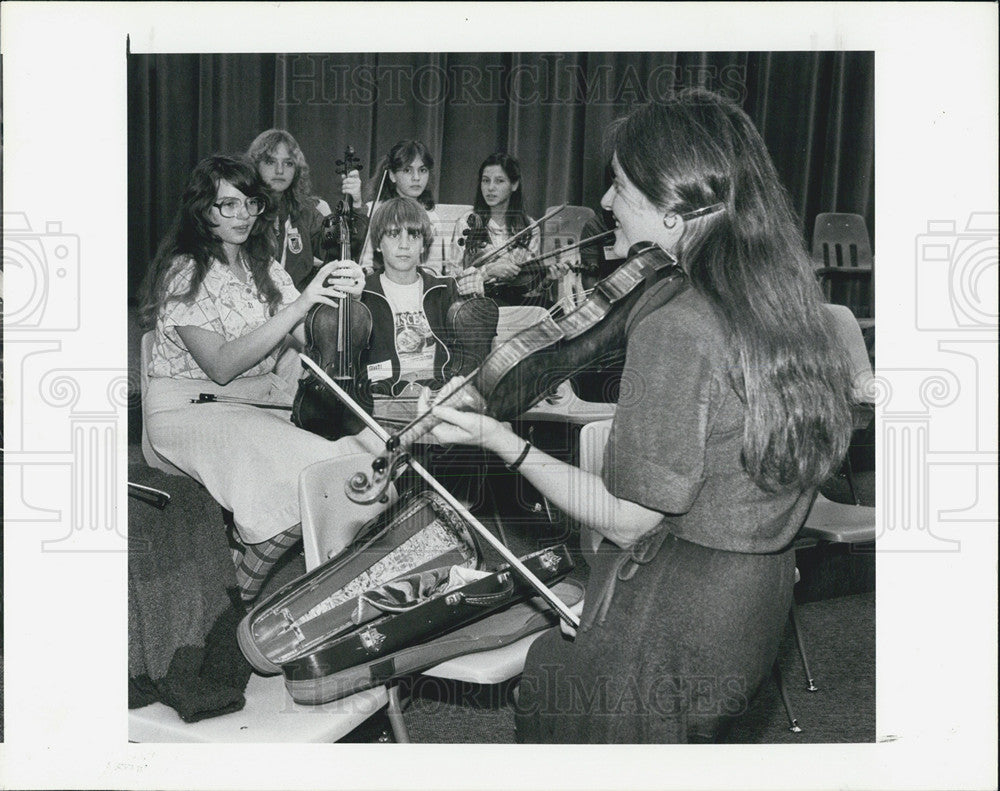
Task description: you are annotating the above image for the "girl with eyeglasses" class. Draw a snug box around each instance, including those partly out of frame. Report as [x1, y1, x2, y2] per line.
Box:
[248, 129, 366, 290]
[423, 91, 855, 743]
[138, 154, 372, 603]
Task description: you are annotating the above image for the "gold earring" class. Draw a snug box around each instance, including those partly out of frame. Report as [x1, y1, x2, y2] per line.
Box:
[663, 215, 678, 229]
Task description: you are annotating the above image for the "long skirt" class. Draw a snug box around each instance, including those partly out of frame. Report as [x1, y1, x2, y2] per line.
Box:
[514, 533, 795, 743]
[145, 373, 381, 544]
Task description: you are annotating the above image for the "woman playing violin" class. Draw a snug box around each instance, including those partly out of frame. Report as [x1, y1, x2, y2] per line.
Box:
[248, 128, 366, 290]
[139, 154, 372, 602]
[425, 90, 855, 743]
[448, 152, 547, 305]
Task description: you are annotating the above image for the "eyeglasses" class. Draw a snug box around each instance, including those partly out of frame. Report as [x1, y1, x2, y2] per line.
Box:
[213, 197, 267, 218]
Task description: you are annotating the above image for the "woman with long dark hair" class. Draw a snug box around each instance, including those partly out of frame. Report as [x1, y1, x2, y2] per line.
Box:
[138, 154, 372, 603]
[448, 152, 544, 305]
[423, 90, 855, 742]
[247, 128, 365, 290]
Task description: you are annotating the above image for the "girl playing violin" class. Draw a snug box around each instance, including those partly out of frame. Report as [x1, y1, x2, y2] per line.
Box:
[448, 152, 545, 306]
[361, 140, 449, 275]
[139, 154, 372, 603]
[248, 129, 366, 290]
[424, 90, 855, 743]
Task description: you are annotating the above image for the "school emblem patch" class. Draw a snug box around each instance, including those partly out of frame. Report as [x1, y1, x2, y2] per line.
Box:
[287, 228, 303, 255]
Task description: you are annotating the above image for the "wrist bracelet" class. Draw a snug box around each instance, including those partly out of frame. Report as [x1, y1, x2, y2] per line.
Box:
[505, 440, 532, 472]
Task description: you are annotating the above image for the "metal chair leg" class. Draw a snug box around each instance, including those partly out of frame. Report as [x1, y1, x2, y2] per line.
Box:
[789, 602, 818, 692]
[772, 659, 802, 733]
[385, 684, 411, 743]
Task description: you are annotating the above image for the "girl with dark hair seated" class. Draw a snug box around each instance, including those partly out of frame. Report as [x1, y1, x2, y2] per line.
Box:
[138, 154, 372, 602]
[448, 152, 547, 306]
[423, 91, 855, 743]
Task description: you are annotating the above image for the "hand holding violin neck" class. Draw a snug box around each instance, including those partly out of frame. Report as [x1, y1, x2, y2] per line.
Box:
[389, 375, 486, 451]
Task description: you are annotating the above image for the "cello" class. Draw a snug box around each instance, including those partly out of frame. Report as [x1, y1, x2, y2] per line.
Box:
[291, 146, 374, 440]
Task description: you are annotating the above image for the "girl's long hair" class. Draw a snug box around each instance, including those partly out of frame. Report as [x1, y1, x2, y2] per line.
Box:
[365, 140, 436, 210]
[470, 152, 529, 236]
[609, 90, 854, 492]
[246, 128, 314, 221]
[137, 155, 280, 331]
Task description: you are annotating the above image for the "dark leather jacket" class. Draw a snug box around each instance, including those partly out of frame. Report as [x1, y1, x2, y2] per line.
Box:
[360, 268, 498, 397]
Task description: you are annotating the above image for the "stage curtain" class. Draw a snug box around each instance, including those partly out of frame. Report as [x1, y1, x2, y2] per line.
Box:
[128, 51, 874, 301]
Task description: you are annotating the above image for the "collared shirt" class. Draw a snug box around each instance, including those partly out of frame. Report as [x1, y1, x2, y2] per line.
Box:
[149, 255, 299, 379]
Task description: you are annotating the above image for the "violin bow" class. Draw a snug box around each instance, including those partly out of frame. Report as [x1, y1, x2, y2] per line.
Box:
[192, 393, 293, 410]
[468, 204, 568, 270]
[357, 168, 388, 271]
[509, 228, 616, 274]
[299, 352, 581, 629]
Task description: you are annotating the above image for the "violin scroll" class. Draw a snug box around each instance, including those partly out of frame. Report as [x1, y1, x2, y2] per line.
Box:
[458, 213, 489, 267]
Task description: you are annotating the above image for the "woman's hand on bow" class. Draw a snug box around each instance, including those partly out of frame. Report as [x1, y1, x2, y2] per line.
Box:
[560, 597, 585, 639]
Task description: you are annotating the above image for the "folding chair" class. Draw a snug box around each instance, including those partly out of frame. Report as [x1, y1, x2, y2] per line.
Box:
[139, 331, 186, 476]
[812, 213, 874, 324]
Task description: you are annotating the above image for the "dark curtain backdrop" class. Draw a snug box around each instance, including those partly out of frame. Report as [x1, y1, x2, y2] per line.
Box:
[127, 51, 874, 298]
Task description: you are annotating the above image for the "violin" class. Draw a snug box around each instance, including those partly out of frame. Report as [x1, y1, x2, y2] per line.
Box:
[462, 205, 567, 304]
[345, 241, 687, 503]
[291, 146, 375, 440]
[491, 229, 617, 306]
[457, 213, 489, 269]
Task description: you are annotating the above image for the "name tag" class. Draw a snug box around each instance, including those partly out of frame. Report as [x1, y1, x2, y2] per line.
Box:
[367, 360, 392, 382]
[603, 245, 624, 261]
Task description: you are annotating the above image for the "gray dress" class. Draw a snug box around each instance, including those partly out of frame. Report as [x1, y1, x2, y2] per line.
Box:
[515, 287, 809, 743]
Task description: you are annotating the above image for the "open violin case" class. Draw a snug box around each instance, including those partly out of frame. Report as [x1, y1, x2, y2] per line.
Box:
[237, 488, 578, 705]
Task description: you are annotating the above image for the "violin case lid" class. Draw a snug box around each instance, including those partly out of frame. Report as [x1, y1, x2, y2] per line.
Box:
[238, 489, 483, 674]
[237, 489, 576, 685]
[285, 575, 584, 705]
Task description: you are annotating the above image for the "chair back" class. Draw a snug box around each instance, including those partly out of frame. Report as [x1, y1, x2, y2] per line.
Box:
[812, 213, 874, 318]
[139, 331, 186, 476]
[823, 303, 874, 403]
[433, 203, 474, 228]
[544, 205, 597, 241]
[542, 233, 588, 311]
[812, 213, 873, 269]
[493, 305, 551, 348]
[578, 419, 614, 552]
